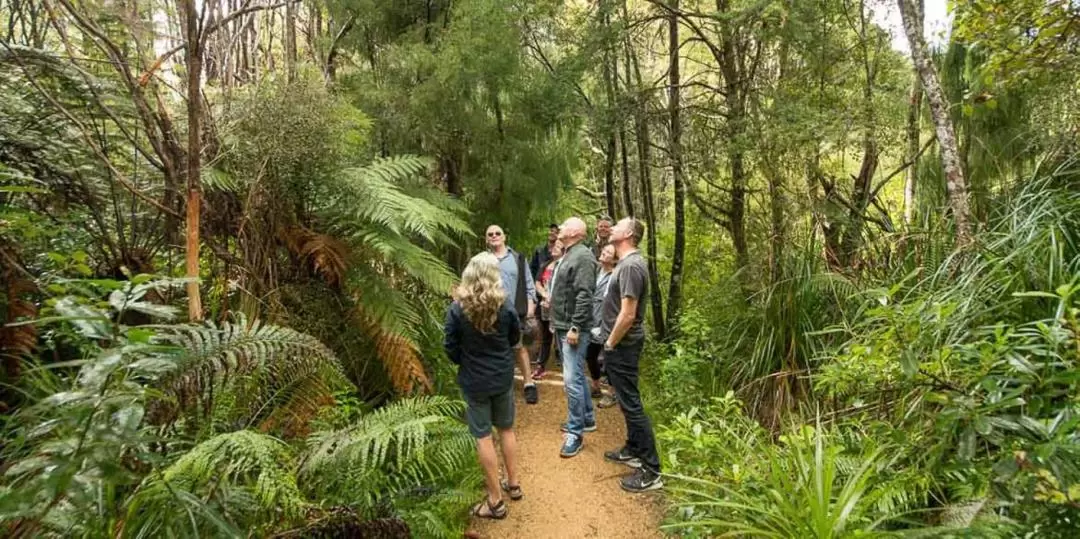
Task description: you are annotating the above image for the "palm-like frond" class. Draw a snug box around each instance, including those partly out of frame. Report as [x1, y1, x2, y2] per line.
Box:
[298, 396, 473, 506]
[332, 156, 471, 244]
[139, 313, 350, 427]
[125, 430, 306, 536]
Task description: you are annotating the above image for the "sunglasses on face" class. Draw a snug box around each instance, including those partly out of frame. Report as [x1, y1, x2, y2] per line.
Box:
[487, 231, 503, 238]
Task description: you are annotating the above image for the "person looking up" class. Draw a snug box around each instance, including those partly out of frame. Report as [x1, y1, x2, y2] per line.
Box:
[485, 225, 540, 405]
[601, 217, 663, 492]
[549, 217, 597, 458]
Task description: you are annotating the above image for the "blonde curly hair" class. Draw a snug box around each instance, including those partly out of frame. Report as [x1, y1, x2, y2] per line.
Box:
[454, 252, 506, 332]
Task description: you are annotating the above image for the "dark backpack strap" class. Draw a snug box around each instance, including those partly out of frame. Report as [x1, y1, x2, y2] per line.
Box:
[514, 251, 527, 318]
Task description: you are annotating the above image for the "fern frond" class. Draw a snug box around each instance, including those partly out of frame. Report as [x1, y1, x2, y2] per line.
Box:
[139, 313, 349, 426]
[333, 156, 470, 244]
[298, 396, 471, 506]
[279, 226, 350, 288]
[357, 313, 433, 395]
[126, 430, 306, 534]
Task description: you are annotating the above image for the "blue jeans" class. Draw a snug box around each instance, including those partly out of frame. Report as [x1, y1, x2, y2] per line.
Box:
[558, 331, 595, 437]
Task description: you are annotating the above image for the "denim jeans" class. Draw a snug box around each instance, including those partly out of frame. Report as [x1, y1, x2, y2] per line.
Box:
[558, 331, 595, 437]
[605, 339, 661, 473]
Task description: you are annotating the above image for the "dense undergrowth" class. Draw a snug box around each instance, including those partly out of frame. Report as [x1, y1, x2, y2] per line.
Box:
[648, 166, 1080, 537]
[0, 278, 480, 538]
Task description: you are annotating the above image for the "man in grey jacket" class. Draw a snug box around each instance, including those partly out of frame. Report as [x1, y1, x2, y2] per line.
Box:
[549, 217, 598, 458]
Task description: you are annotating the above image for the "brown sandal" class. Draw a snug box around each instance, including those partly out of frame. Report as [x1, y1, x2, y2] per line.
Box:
[471, 497, 508, 520]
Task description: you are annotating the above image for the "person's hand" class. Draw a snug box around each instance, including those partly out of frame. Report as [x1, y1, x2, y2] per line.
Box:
[541, 299, 550, 310]
[567, 329, 579, 346]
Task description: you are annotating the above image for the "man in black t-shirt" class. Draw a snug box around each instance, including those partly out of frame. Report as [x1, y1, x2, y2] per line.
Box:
[600, 217, 662, 493]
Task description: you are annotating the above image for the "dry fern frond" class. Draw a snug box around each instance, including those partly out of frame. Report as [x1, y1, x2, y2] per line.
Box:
[280, 226, 349, 287]
[353, 309, 432, 395]
[1, 250, 37, 385]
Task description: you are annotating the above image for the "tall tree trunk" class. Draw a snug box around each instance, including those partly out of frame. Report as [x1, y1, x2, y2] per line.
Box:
[629, 40, 666, 340]
[716, 0, 750, 282]
[618, 128, 634, 217]
[840, 0, 880, 266]
[665, 0, 685, 336]
[603, 133, 617, 218]
[285, 0, 297, 81]
[898, 0, 972, 244]
[765, 162, 785, 284]
[180, 0, 203, 321]
[902, 0, 923, 228]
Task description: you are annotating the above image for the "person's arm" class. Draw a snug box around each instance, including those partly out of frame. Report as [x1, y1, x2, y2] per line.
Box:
[530, 249, 541, 285]
[507, 307, 522, 348]
[524, 261, 536, 317]
[605, 296, 638, 349]
[570, 251, 597, 331]
[443, 304, 462, 365]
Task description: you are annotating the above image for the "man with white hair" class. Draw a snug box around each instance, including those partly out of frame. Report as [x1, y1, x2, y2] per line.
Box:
[549, 217, 598, 457]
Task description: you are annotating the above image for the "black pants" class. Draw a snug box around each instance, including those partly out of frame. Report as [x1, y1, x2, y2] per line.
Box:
[605, 340, 661, 473]
[537, 318, 559, 368]
[585, 341, 604, 381]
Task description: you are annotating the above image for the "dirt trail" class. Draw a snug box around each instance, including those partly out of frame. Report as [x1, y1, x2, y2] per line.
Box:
[468, 368, 665, 539]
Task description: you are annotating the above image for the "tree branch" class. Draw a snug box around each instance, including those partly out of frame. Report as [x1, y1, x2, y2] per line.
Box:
[138, 0, 298, 86]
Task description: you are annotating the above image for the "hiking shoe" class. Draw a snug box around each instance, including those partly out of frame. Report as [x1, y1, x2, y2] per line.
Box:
[620, 468, 663, 493]
[524, 384, 538, 405]
[604, 447, 642, 468]
[597, 394, 618, 408]
[560, 434, 583, 458]
[560, 421, 597, 433]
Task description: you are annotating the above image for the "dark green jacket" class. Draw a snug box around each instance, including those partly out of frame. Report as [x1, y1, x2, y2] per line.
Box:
[551, 241, 597, 332]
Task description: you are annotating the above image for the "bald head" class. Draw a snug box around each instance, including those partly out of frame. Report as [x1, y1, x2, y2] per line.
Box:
[557, 217, 587, 246]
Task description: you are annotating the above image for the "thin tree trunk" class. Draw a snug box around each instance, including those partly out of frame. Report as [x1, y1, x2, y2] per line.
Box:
[898, 0, 972, 244]
[666, 0, 685, 336]
[180, 0, 203, 321]
[618, 128, 634, 217]
[599, 0, 620, 218]
[285, 0, 297, 81]
[902, 0, 923, 228]
[629, 40, 666, 340]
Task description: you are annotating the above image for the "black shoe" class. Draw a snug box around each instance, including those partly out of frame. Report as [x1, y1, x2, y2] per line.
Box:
[604, 447, 642, 468]
[524, 384, 538, 405]
[620, 467, 663, 493]
[560, 421, 597, 433]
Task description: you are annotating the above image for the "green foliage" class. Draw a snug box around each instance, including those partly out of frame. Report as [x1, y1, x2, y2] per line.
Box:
[300, 395, 475, 507]
[0, 278, 479, 538]
[127, 431, 306, 536]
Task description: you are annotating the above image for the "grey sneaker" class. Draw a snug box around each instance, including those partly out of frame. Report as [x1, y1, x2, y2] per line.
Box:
[560, 434, 583, 458]
[604, 447, 642, 468]
[620, 467, 663, 492]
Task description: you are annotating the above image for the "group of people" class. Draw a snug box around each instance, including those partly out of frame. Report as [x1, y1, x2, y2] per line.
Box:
[444, 215, 662, 521]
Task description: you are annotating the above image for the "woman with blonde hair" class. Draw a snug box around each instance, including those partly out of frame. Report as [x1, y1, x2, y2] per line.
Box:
[444, 252, 523, 520]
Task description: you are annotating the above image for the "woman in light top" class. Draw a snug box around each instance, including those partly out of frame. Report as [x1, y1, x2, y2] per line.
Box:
[444, 252, 523, 520]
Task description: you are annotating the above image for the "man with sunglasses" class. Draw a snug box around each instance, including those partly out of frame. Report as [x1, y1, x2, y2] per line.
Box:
[485, 225, 540, 405]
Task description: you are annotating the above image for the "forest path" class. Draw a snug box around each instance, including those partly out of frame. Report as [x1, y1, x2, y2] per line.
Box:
[468, 367, 666, 539]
